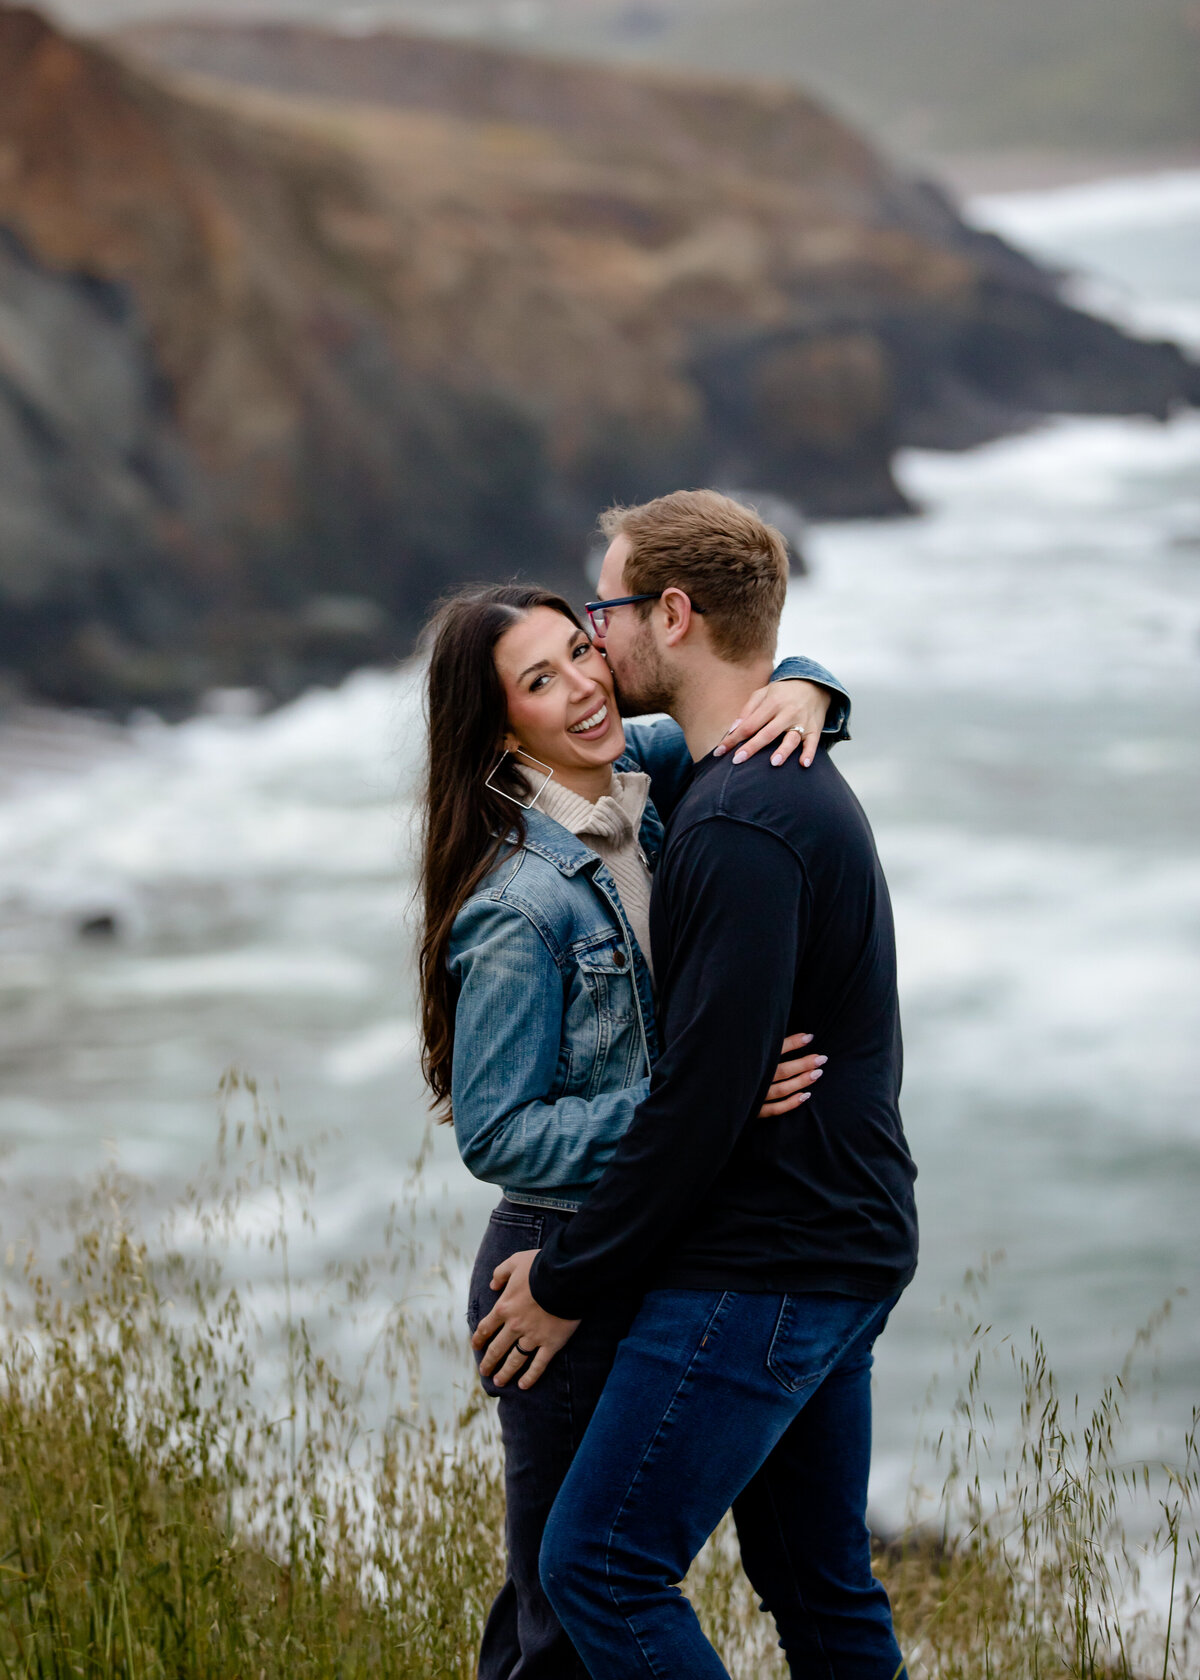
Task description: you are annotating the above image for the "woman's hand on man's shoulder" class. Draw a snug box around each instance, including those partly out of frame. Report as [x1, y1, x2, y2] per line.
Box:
[712, 679, 831, 769]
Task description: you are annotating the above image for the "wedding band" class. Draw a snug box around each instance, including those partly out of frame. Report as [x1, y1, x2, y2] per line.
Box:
[785, 725, 805, 736]
[515, 1342, 536, 1357]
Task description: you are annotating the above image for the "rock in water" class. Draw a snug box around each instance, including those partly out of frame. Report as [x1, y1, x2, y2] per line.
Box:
[0, 7, 1196, 713]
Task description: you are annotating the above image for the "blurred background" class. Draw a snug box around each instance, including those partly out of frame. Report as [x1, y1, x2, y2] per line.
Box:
[0, 0, 1198, 1530]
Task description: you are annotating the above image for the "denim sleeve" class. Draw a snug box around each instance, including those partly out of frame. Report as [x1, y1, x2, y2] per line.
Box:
[621, 657, 851, 815]
[448, 896, 650, 1194]
[770, 655, 852, 744]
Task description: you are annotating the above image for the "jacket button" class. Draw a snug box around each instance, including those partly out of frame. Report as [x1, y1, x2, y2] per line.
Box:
[613, 949, 627, 967]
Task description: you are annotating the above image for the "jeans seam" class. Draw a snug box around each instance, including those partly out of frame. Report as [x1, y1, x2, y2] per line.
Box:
[559, 1341, 593, 1680]
[765, 1295, 794, 1383]
[601, 1292, 734, 1676]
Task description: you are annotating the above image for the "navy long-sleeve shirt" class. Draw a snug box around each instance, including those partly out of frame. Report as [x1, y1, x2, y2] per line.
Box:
[529, 738, 918, 1319]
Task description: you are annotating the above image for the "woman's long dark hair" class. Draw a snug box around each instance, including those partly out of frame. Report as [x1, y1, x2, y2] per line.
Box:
[418, 583, 587, 1116]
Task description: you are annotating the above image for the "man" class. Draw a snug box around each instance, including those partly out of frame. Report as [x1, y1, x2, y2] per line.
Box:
[473, 489, 918, 1678]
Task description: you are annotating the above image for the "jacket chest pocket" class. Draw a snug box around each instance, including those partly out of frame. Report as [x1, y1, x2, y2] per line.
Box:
[574, 939, 637, 1025]
[563, 936, 642, 1096]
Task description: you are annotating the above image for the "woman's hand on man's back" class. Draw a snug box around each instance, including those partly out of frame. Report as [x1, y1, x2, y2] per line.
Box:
[759, 1031, 826, 1117]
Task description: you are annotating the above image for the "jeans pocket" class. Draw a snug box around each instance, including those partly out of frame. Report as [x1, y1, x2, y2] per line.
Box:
[488, 1207, 547, 1237]
[765, 1293, 884, 1394]
[467, 1208, 546, 1334]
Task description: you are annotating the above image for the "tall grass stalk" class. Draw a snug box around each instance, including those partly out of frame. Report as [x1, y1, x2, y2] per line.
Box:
[0, 1086, 1193, 1678]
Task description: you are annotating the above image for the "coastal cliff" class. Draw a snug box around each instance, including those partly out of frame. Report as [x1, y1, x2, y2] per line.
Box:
[1, 6, 1197, 711]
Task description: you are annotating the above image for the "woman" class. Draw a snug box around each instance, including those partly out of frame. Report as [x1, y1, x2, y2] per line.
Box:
[418, 584, 847, 1680]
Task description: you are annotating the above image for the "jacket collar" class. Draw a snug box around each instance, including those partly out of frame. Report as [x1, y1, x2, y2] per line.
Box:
[519, 805, 600, 876]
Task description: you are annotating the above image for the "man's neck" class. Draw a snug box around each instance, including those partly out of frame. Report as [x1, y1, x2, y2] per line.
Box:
[673, 657, 774, 761]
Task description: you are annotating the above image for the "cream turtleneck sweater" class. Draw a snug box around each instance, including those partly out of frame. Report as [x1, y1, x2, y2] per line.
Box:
[520, 767, 655, 980]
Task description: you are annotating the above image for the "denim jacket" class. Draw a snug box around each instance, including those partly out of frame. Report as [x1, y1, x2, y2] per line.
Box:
[447, 656, 850, 1211]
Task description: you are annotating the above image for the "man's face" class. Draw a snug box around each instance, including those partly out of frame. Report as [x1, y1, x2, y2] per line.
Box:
[593, 536, 677, 717]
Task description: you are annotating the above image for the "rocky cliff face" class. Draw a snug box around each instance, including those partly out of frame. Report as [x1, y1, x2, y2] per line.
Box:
[2, 8, 1197, 711]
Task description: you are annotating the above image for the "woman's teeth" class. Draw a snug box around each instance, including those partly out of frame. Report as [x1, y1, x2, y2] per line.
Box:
[568, 703, 608, 735]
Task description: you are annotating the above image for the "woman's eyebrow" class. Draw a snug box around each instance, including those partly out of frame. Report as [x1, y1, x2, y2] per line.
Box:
[517, 632, 586, 684]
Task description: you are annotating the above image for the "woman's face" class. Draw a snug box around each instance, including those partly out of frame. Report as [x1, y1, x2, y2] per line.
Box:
[494, 607, 625, 778]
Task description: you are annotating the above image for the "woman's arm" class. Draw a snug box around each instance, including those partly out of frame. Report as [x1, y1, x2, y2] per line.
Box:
[621, 656, 851, 821]
[448, 896, 650, 1195]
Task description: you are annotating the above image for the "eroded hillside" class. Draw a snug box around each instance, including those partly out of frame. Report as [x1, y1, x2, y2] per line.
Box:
[1, 6, 1196, 709]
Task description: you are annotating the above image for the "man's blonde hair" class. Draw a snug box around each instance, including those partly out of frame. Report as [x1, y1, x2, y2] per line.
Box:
[599, 489, 789, 662]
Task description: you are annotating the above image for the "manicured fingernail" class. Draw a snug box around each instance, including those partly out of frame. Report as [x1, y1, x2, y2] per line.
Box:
[809, 1068, 823, 1080]
[799, 1033, 813, 1043]
[724, 719, 742, 735]
[770, 754, 783, 766]
[814, 1055, 827, 1066]
[732, 750, 747, 765]
[798, 1092, 811, 1103]
[712, 743, 727, 757]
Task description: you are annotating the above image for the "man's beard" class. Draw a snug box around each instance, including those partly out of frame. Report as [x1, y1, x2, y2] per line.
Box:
[612, 620, 678, 718]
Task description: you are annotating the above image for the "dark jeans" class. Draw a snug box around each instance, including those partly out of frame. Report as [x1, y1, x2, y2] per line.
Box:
[540, 1287, 906, 1680]
[468, 1200, 639, 1680]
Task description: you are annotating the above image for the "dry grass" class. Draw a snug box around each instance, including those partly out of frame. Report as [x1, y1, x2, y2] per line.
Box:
[0, 1074, 1194, 1679]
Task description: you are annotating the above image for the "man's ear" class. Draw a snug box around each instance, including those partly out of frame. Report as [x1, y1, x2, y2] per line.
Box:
[660, 586, 700, 649]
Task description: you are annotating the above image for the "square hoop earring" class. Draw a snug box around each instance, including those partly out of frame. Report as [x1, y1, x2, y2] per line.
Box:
[484, 747, 554, 810]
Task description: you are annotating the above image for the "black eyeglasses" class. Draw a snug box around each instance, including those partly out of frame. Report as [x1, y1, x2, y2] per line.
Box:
[584, 592, 705, 637]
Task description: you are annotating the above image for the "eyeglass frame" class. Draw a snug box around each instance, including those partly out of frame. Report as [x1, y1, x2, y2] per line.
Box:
[584, 591, 706, 637]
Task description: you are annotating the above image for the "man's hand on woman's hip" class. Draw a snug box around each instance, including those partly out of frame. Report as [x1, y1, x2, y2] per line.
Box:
[472, 1249, 581, 1391]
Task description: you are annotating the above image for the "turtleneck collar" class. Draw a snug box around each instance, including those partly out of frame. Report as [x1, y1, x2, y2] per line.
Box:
[517, 766, 651, 846]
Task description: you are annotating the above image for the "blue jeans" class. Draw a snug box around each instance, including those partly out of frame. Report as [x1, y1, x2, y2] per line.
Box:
[540, 1288, 906, 1680]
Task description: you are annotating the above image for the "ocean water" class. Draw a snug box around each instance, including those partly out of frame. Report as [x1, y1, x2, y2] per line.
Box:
[1, 169, 1197, 1527]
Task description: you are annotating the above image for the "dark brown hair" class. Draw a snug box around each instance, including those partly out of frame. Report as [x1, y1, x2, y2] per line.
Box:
[600, 489, 789, 661]
[417, 583, 586, 1116]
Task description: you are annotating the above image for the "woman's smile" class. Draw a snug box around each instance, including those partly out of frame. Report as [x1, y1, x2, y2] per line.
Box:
[567, 702, 610, 738]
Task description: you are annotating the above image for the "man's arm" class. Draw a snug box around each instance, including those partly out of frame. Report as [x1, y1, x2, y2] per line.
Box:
[527, 817, 809, 1319]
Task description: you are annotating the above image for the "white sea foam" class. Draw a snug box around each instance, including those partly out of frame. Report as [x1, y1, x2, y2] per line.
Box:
[971, 167, 1200, 239]
[969, 167, 1200, 351]
[72, 948, 377, 1002]
[324, 1018, 418, 1085]
[779, 413, 1200, 701]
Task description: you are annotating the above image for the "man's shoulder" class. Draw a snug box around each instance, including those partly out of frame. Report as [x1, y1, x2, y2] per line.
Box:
[666, 743, 862, 865]
[690, 740, 840, 819]
[667, 755, 797, 852]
